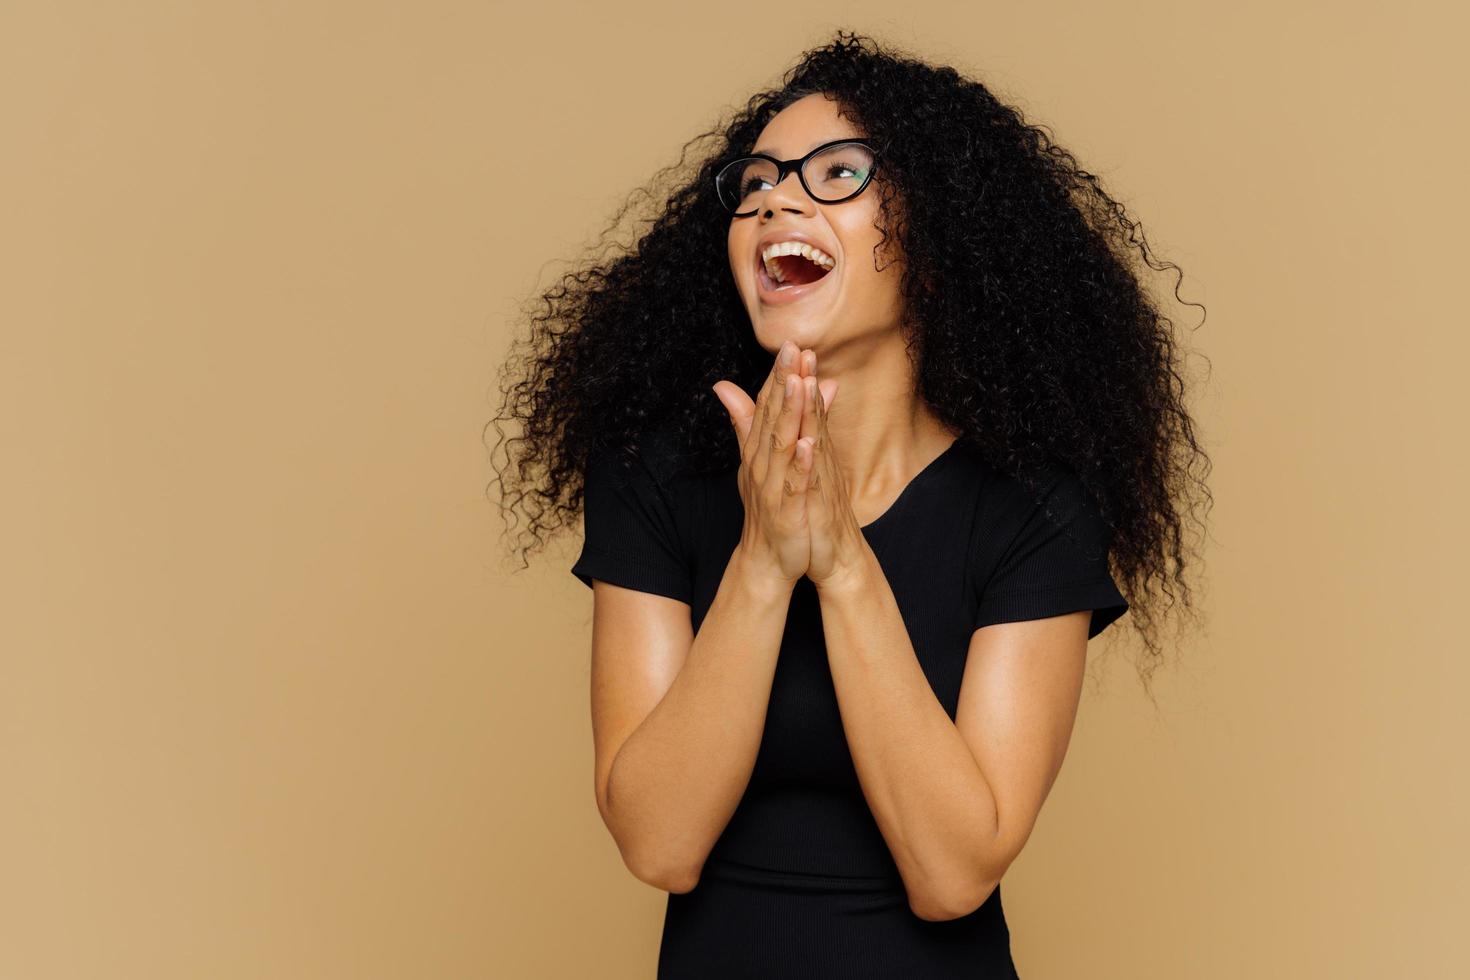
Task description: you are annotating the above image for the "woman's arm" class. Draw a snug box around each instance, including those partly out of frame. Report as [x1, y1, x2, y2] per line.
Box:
[591, 548, 792, 893]
[593, 340, 823, 892]
[815, 551, 1090, 921]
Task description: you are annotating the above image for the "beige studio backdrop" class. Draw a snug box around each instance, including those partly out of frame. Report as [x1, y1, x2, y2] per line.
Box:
[2, 2, 1465, 978]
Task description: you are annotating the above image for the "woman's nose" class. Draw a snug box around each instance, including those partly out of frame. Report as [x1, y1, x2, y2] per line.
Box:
[760, 168, 815, 216]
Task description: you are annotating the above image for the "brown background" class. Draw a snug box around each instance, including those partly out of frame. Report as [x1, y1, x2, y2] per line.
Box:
[2, 2, 1464, 977]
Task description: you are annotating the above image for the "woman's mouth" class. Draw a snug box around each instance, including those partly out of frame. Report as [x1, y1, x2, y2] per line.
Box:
[755, 249, 836, 305]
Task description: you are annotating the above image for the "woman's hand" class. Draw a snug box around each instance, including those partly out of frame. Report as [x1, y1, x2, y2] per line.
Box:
[711, 340, 820, 590]
[792, 353, 869, 593]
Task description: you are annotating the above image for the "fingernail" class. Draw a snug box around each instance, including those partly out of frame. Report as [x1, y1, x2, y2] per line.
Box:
[780, 341, 795, 366]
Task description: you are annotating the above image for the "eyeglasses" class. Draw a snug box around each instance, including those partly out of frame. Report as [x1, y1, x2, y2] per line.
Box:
[714, 138, 879, 217]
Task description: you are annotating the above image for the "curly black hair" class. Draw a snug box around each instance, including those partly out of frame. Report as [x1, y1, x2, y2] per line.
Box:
[486, 29, 1212, 694]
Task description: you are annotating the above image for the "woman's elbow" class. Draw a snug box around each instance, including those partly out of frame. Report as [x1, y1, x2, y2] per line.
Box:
[626, 849, 701, 893]
[605, 813, 702, 893]
[907, 876, 999, 922]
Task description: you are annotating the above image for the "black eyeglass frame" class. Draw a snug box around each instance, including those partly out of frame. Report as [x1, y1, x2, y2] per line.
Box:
[715, 138, 880, 217]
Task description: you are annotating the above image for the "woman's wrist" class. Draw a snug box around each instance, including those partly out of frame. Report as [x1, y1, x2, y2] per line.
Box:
[729, 544, 796, 604]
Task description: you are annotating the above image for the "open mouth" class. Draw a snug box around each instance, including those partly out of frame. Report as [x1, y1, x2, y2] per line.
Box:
[756, 250, 835, 292]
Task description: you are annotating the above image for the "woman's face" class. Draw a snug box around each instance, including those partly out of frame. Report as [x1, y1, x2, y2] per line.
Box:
[727, 93, 906, 359]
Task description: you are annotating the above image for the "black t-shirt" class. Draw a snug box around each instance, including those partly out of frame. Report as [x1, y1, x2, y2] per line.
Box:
[571, 427, 1128, 881]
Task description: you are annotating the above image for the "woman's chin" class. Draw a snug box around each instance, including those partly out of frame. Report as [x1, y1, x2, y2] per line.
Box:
[753, 316, 831, 357]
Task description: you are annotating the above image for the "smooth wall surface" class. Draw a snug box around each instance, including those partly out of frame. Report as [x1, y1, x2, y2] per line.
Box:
[2, 2, 1465, 977]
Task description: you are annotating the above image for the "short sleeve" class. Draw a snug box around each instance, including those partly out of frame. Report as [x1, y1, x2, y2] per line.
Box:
[570, 443, 694, 604]
[972, 465, 1129, 640]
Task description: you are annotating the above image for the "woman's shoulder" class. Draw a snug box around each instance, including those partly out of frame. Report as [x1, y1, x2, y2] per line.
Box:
[947, 446, 1109, 548]
[585, 422, 715, 519]
[952, 443, 1084, 504]
[624, 421, 696, 489]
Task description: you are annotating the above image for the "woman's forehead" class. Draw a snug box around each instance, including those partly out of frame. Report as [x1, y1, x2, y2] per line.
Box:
[752, 93, 861, 154]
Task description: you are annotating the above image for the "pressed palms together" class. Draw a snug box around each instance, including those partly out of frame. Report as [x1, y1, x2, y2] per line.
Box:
[711, 339, 871, 592]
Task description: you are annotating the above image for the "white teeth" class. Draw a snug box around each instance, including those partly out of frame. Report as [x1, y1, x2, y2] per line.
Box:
[760, 240, 836, 283]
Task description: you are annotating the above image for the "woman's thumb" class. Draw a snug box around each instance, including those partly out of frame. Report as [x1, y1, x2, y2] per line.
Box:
[819, 378, 839, 413]
[711, 381, 751, 440]
[711, 383, 736, 426]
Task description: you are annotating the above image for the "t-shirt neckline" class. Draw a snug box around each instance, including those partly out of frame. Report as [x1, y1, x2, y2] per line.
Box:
[858, 437, 964, 534]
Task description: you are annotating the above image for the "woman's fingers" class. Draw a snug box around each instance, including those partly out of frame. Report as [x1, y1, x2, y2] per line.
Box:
[762, 370, 805, 515]
[795, 350, 833, 444]
[797, 375, 820, 458]
[744, 354, 779, 466]
[806, 375, 836, 526]
[785, 435, 815, 523]
[748, 340, 798, 478]
[717, 340, 816, 494]
[781, 375, 821, 524]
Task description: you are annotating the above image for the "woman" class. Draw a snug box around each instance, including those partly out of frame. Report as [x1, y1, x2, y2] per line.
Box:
[491, 30, 1209, 979]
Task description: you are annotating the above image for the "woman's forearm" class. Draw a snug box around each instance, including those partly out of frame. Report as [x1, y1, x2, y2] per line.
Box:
[605, 546, 792, 892]
[816, 549, 1002, 921]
